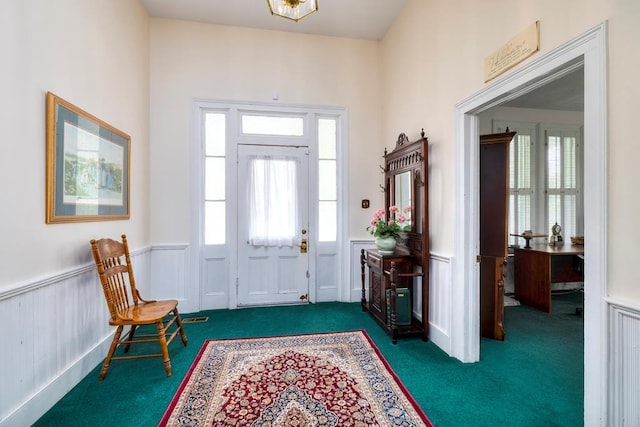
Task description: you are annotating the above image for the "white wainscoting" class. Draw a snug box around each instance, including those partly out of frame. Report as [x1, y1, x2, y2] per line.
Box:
[350, 240, 452, 353]
[149, 244, 193, 311]
[428, 253, 452, 354]
[316, 252, 339, 302]
[607, 298, 640, 426]
[0, 248, 150, 427]
[349, 240, 376, 303]
[8, 241, 638, 426]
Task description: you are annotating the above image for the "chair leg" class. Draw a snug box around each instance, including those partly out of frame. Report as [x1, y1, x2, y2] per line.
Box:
[100, 326, 123, 381]
[123, 325, 137, 353]
[174, 308, 189, 347]
[156, 321, 172, 377]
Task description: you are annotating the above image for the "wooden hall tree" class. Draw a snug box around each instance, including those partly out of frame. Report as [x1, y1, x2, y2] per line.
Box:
[361, 132, 430, 343]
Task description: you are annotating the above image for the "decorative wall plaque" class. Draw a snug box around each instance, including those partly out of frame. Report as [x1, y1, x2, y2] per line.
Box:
[484, 21, 540, 82]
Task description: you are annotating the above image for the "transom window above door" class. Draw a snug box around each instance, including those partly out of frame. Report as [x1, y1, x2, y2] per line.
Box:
[241, 114, 304, 136]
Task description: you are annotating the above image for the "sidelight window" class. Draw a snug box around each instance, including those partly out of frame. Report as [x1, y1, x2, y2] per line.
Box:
[204, 112, 226, 245]
[318, 117, 338, 242]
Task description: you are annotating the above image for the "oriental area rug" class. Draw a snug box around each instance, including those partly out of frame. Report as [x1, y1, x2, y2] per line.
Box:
[159, 330, 433, 426]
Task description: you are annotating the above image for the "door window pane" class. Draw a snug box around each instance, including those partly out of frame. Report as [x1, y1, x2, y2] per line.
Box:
[248, 157, 299, 246]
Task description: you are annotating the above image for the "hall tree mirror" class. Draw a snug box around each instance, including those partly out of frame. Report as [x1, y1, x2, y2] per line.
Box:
[385, 133, 426, 246]
[393, 171, 412, 231]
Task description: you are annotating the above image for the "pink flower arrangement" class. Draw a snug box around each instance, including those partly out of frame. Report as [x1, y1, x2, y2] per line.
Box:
[367, 206, 410, 238]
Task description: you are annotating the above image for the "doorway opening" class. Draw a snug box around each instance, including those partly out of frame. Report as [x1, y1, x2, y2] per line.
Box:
[479, 64, 585, 340]
[452, 23, 608, 424]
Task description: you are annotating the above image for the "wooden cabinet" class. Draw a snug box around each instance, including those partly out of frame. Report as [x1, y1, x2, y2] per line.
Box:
[479, 131, 515, 341]
[360, 133, 429, 344]
[364, 250, 411, 321]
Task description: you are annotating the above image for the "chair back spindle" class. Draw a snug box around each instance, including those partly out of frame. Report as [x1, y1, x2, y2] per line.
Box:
[90, 235, 140, 321]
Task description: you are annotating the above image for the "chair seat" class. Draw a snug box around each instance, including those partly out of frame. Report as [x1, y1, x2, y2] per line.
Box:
[110, 299, 179, 325]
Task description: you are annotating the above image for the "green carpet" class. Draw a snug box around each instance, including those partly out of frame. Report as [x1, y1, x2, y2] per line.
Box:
[34, 292, 583, 426]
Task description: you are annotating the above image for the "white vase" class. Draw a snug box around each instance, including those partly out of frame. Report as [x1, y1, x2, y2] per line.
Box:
[375, 236, 397, 255]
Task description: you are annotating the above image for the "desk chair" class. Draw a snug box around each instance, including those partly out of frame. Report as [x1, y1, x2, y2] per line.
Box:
[90, 235, 188, 380]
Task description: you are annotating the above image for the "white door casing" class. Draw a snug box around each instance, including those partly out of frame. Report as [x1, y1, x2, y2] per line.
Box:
[237, 144, 310, 306]
[191, 101, 348, 313]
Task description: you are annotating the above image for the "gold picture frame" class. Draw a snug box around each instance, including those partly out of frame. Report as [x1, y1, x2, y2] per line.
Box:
[46, 92, 130, 223]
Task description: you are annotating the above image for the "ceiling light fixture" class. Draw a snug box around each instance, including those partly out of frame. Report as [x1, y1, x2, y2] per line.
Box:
[266, 0, 318, 22]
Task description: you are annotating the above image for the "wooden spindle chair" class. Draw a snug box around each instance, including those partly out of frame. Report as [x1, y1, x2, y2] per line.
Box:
[90, 234, 188, 380]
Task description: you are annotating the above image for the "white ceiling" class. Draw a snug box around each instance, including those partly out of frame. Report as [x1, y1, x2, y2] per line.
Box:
[501, 67, 584, 112]
[140, 0, 408, 41]
[140, 0, 584, 112]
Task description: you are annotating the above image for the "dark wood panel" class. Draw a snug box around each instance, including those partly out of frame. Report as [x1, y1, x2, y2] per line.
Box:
[480, 256, 505, 340]
[479, 140, 510, 258]
[514, 248, 552, 312]
[479, 131, 514, 340]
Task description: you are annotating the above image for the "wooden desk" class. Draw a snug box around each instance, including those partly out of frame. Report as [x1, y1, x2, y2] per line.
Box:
[514, 244, 584, 312]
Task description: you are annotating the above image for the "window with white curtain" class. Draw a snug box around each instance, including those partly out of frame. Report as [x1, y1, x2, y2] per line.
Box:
[247, 156, 299, 247]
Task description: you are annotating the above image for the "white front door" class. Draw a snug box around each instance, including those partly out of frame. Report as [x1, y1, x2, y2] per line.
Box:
[237, 144, 309, 306]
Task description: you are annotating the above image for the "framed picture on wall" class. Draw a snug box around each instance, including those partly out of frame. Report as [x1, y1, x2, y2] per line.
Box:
[45, 92, 130, 223]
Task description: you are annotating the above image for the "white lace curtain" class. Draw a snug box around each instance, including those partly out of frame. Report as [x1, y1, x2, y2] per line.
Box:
[248, 156, 299, 247]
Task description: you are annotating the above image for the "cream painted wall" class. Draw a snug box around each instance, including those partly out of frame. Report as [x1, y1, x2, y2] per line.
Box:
[149, 19, 384, 244]
[380, 0, 640, 302]
[0, 0, 150, 289]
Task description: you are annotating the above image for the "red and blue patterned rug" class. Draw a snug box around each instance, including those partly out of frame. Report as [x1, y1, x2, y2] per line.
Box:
[159, 330, 432, 426]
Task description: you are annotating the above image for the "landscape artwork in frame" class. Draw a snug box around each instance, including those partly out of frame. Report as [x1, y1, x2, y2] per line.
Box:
[46, 92, 130, 223]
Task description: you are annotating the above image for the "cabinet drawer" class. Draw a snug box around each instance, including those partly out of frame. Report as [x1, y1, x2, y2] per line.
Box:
[367, 253, 383, 270]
